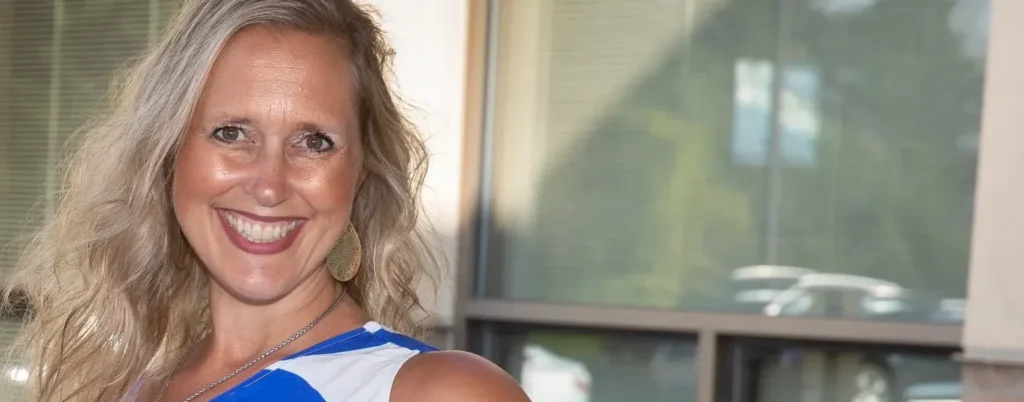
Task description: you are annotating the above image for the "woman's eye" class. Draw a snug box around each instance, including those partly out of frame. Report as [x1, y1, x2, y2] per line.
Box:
[212, 126, 246, 142]
[302, 133, 335, 153]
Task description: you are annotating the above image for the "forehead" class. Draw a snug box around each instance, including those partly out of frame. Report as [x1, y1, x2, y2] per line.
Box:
[197, 26, 356, 120]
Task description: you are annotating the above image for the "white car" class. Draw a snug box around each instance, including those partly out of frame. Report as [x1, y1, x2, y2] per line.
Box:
[762, 273, 912, 318]
[520, 344, 593, 402]
[730, 265, 818, 309]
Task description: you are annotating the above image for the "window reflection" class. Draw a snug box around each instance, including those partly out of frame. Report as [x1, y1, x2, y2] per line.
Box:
[731, 61, 821, 167]
[724, 340, 961, 402]
[521, 345, 593, 402]
[483, 0, 987, 324]
[475, 324, 697, 402]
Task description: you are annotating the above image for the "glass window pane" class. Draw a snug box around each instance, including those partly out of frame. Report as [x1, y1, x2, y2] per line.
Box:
[1, 0, 180, 277]
[722, 340, 960, 402]
[0, 2, 179, 398]
[482, 0, 987, 324]
[473, 324, 698, 402]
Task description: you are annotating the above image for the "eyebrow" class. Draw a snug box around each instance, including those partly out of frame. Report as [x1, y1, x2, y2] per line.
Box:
[295, 121, 333, 134]
[220, 116, 254, 127]
[204, 115, 343, 135]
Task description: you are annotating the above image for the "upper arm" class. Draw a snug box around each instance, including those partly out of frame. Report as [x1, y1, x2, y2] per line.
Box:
[391, 350, 531, 402]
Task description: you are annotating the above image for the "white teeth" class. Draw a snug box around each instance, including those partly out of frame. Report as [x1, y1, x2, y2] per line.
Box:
[250, 224, 262, 242]
[221, 211, 301, 243]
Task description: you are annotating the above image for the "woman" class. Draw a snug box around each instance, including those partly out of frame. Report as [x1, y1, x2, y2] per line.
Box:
[4, 1, 530, 401]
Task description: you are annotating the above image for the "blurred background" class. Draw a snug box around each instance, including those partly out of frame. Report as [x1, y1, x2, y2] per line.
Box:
[3, 0, 1024, 401]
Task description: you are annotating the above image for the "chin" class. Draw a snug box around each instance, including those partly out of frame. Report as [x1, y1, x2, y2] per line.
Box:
[208, 266, 302, 305]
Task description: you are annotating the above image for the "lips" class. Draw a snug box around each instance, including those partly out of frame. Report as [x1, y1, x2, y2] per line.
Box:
[216, 209, 306, 255]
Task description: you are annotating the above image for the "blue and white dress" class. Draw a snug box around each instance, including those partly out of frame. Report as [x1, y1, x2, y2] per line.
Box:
[130, 321, 437, 402]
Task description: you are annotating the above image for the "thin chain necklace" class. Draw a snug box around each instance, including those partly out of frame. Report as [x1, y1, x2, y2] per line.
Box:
[155, 288, 346, 402]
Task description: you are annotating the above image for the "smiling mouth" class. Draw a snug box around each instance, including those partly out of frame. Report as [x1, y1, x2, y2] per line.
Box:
[218, 210, 304, 243]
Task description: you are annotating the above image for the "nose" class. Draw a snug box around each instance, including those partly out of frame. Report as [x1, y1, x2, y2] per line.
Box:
[243, 148, 291, 207]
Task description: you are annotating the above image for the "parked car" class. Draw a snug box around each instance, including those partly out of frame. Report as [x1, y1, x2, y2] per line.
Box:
[727, 265, 818, 313]
[520, 344, 592, 402]
[739, 345, 959, 402]
[762, 273, 918, 319]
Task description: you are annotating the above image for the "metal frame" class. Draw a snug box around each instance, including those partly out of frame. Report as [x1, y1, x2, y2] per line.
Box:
[463, 300, 960, 348]
[454, 0, 976, 401]
[452, 0, 492, 352]
[696, 330, 718, 402]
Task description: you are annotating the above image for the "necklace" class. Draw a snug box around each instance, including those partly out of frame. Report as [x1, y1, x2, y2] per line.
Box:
[155, 288, 346, 402]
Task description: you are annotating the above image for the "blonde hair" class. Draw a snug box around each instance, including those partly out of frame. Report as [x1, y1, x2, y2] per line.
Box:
[3, 1, 437, 400]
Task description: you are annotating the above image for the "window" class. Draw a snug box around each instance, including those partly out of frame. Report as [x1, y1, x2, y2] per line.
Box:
[472, 323, 698, 402]
[465, 0, 992, 400]
[479, 0, 987, 325]
[0, 0, 178, 278]
[0, 0, 178, 398]
[721, 340, 960, 402]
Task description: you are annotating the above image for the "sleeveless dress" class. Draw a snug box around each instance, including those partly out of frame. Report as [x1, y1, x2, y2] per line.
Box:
[126, 321, 437, 402]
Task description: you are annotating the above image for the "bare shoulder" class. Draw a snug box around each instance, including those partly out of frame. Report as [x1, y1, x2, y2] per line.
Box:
[391, 350, 532, 402]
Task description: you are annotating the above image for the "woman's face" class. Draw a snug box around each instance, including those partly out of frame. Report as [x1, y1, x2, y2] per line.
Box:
[173, 26, 362, 303]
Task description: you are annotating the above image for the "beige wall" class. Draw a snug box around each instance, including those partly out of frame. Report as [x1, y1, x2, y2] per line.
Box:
[361, 0, 469, 334]
[962, 0, 1024, 366]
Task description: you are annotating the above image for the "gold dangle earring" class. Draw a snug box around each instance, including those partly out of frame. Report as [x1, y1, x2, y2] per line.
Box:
[326, 224, 362, 282]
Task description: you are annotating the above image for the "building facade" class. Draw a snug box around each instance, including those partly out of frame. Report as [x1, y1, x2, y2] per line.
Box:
[2, 0, 1023, 401]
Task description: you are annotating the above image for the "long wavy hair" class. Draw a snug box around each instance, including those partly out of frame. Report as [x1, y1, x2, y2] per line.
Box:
[3, 1, 437, 400]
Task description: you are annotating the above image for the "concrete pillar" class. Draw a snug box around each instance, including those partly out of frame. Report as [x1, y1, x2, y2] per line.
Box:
[962, 0, 1024, 399]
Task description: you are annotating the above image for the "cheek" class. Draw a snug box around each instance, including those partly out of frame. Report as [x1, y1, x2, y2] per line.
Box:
[172, 137, 237, 210]
[295, 155, 361, 217]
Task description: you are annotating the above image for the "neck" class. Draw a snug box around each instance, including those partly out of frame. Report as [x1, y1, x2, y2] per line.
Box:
[203, 269, 340, 364]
